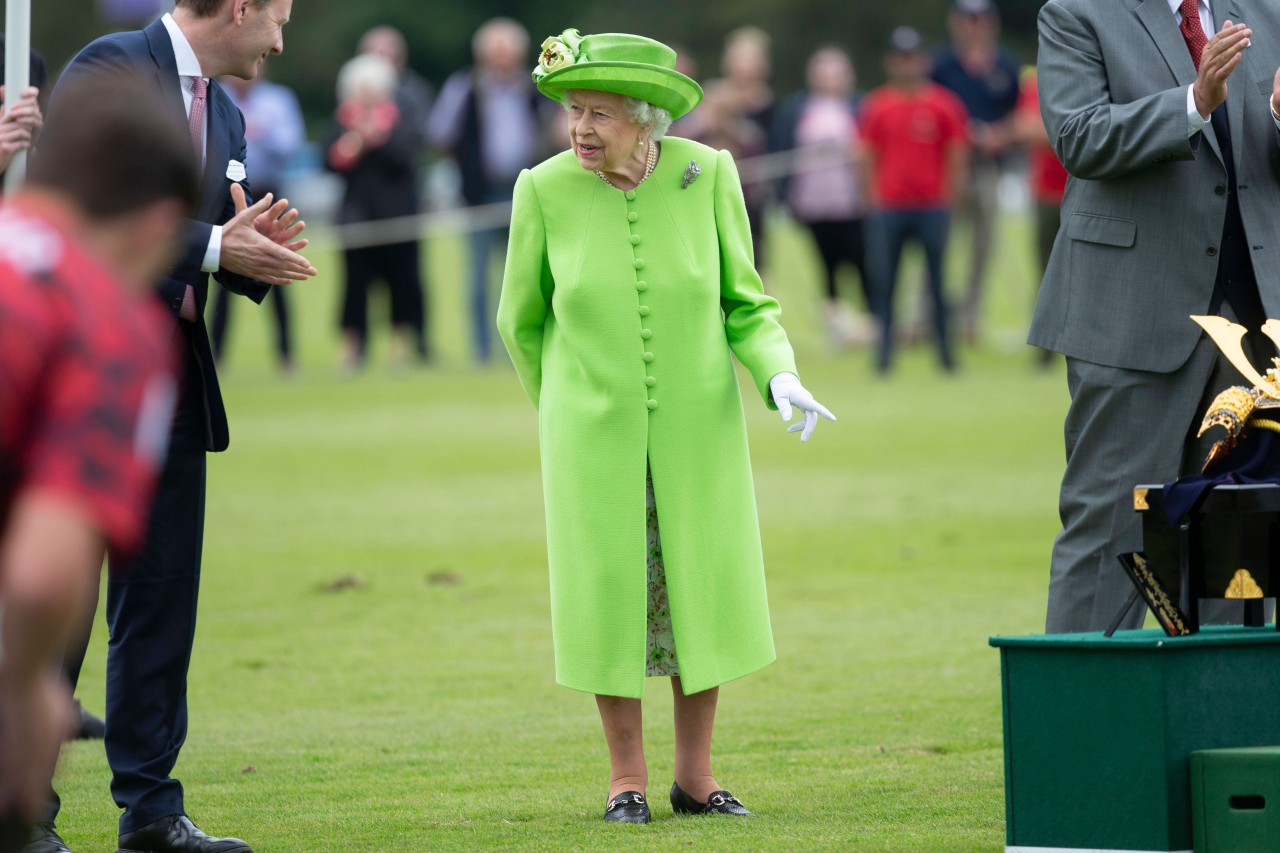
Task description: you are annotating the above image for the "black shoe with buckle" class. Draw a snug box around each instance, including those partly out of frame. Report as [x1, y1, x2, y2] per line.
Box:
[670, 781, 752, 815]
[603, 791, 651, 824]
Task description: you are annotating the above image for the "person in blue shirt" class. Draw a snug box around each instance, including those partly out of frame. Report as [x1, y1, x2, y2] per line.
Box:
[931, 0, 1020, 345]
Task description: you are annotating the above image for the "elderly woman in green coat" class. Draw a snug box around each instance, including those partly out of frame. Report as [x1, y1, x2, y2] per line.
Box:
[498, 30, 835, 825]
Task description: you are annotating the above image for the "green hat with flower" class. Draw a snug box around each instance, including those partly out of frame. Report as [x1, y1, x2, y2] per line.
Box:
[533, 30, 703, 120]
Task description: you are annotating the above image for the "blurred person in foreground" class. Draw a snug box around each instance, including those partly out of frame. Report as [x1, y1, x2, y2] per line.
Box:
[1012, 66, 1067, 368]
[861, 27, 969, 374]
[210, 71, 306, 374]
[0, 74, 194, 853]
[932, 0, 1021, 344]
[498, 28, 834, 824]
[3, 35, 109, 745]
[1033, 2, 1280, 632]
[772, 45, 872, 348]
[327, 53, 427, 372]
[42, 2, 315, 851]
[431, 17, 550, 364]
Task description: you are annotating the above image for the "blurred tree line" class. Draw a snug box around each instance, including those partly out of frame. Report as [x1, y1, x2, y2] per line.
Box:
[28, 0, 1044, 134]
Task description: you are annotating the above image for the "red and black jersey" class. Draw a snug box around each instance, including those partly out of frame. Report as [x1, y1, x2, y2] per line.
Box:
[0, 196, 176, 556]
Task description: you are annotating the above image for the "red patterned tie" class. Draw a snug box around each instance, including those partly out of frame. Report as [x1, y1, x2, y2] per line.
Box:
[180, 76, 207, 323]
[1180, 0, 1208, 70]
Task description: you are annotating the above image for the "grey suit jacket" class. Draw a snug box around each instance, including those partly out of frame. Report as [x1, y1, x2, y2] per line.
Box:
[1030, 0, 1280, 372]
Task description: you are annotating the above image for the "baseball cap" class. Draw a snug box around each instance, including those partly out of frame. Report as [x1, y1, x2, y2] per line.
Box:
[953, 0, 994, 14]
[888, 26, 925, 54]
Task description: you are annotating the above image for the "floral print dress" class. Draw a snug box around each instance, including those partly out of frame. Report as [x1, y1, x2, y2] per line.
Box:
[646, 466, 679, 676]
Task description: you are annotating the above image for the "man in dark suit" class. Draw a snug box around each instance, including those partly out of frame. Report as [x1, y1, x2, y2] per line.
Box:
[1031, 0, 1280, 633]
[31, 3, 314, 852]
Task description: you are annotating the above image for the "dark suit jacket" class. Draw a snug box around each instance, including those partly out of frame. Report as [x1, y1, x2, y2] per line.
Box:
[55, 18, 270, 451]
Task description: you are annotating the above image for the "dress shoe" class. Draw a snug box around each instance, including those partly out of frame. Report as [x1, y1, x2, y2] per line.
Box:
[115, 816, 251, 853]
[22, 823, 71, 853]
[71, 700, 105, 740]
[670, 781, 752, 815]
[603, 791, 651, 824]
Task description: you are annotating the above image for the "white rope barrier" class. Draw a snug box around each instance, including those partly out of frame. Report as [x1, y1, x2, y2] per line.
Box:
[316, 145, 855, 250]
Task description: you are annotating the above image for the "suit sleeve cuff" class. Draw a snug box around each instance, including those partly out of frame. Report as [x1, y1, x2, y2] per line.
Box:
[1187, 85, 1210, 137]
[200, 225, 223, 273]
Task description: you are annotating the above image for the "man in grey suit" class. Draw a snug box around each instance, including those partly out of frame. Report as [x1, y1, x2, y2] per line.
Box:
[1032, 0, 1280, 633]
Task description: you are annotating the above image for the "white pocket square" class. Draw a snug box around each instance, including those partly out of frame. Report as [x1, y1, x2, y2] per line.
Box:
[226, 159, 247, 182]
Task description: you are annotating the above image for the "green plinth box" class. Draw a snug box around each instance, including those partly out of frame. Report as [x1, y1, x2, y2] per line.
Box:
[1191, 747, 1280, 852]
[991, 627, 1280, 852]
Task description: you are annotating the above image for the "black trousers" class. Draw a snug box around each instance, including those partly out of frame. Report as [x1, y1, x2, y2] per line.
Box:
[340, 241, 427, 358]
[50, 353, 209, 835]
[804, 217, 870, 308]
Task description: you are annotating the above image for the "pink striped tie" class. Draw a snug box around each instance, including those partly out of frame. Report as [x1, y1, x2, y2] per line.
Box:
[189, 76, 207, 160]
[180, 76, 207, 323]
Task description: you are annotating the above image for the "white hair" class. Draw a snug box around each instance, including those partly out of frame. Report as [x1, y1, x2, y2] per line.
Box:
[336, 54, 397, 102]
[563, 90, 674, 141]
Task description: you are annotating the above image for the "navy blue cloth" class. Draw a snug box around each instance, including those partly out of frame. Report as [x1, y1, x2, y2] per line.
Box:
[871, 208, 953, 371]
[1163, 430, 1280, 523]
[54, 18, 270, 453]
[48, 18, 265, 836]
[930, 48, 1020, 124]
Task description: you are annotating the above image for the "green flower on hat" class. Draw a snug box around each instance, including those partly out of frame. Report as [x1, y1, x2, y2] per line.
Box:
[534, 29, 586, 81]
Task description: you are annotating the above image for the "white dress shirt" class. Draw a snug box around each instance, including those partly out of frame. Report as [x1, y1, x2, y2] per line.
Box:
[161, 13, 221, 273]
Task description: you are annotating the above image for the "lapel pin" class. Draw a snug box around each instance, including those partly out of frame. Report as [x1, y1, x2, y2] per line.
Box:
[681, 160, 702, 189]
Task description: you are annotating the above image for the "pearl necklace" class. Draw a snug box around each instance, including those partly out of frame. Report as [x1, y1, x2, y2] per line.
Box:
[596, 141, 657, 189]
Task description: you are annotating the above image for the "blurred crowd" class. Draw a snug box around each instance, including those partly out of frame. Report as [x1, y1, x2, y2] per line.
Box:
[4, 0, 1060, 376]
[4, 3, 1053, 378]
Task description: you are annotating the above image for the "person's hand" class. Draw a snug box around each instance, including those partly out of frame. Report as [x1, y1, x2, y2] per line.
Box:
[770, 372, 836, 443]
[248, 189, 308, 253]
[1192, 21, 1251, 117]
[1271, 66, 1280, 120]
[0, 86, 42, 172]
[0, 670, 73, 824]
[221, 183, 317, 285]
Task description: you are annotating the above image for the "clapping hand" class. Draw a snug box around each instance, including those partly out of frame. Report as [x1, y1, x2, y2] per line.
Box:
[770, 372, 836, 443]
[221, 183, 317, 285]
[1193, 21, 1251, 117]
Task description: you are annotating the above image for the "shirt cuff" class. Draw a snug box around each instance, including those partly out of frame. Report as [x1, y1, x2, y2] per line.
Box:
[200, 225, 223, 273]
[1187, 85, 1210, 137]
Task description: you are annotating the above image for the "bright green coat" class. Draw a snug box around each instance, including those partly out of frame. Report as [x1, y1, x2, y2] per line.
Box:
[497, 137, 797, 698]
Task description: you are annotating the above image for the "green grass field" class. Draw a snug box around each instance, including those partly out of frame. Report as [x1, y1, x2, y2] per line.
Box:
[51, 213, 1071, 851]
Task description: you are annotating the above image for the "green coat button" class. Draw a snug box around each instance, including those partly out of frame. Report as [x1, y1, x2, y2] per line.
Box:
[630, 235, 641, 246]
[638, 305, 650, 316]
[625, 190, 637, 201]
[645, 377, 657, 387]
[643, 352, 655, 363]
[628, 212, 639, 223]
[636, 281, 648, 292]
[633, 259, 645, 270]
[640, 329, 652, 339]
[647, 399, 659, 411]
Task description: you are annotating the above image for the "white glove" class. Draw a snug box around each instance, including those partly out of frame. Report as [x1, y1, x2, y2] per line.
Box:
[769, 372, 836, 443]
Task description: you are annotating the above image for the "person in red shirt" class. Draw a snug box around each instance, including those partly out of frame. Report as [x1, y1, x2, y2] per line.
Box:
[0, 76, 196, 852]
[860, 26, 970, 373]
[1014, 66, 1069, 367]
